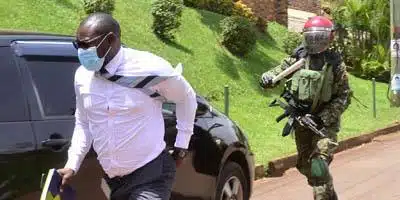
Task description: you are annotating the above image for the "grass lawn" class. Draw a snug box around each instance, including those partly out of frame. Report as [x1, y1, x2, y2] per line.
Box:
[1, 0, 399, 166]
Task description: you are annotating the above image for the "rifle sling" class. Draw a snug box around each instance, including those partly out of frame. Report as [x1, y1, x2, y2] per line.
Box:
[309, 57, 329, 113]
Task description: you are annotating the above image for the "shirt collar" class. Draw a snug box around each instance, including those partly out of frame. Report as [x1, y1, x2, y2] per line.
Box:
[104, 47, 124, 75]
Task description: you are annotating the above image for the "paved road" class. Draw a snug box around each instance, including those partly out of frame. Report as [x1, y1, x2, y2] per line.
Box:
[251, 132, 400, 200]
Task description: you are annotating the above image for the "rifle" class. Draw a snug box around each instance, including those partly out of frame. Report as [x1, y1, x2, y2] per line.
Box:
[269, 90, 326, 138]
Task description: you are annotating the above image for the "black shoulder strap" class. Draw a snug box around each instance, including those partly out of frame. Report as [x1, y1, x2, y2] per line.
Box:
[96, 68, 169, 101]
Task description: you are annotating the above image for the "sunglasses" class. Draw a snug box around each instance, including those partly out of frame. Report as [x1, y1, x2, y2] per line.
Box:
[72, 33, 108, 49]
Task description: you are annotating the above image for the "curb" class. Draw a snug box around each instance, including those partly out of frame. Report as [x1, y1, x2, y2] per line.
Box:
[254, 122, 400, 179]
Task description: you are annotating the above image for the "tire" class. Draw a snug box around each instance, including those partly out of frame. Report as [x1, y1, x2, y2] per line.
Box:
[215, 162, 249, 200]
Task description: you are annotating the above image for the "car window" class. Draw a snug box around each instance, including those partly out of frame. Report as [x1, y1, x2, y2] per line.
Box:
[162, 102, 176, 115]
[0, 47, 28, 122]
[25, 56, 80, 117]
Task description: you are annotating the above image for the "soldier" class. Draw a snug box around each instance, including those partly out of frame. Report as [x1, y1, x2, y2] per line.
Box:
[259, 16, 351, 200]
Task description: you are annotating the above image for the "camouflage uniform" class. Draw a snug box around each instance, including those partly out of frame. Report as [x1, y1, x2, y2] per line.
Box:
[261, 45, 351, 200]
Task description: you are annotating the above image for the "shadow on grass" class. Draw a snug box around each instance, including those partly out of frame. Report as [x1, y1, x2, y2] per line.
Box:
[196, 9, 225, 33]
[214, 43, 285, 98]
[53, 0, 78, 10]
[165, 41, 193, 55]
[263, 30, 280, 49]
[226, 37, 284, 97]
[242, 48, 284, 97]
[159, 36, 194, 55]
[215, 48, 240, 80]
[193, 9, 289, 97]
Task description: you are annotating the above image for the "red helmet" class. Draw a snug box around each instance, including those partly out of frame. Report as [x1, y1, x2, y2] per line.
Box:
[303, 16, 335, 54]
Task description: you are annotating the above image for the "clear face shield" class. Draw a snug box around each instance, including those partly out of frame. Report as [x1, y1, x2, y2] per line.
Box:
[303, 27, 332, 55]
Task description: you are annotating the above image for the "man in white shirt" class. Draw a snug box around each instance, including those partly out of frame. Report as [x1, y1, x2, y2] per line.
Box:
[57, 12, 198, 200]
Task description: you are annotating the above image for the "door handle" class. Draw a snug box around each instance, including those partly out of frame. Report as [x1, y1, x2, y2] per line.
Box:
[41, 139, 70, 148]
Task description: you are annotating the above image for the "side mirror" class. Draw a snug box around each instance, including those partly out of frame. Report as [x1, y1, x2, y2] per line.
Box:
[162, 100, 210, 117]
[196, 102, 209, 116]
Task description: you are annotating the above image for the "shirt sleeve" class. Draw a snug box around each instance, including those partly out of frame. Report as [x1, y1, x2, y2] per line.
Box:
[154, 74, 197, 149]
[261, 56, 298, 79]
[64, 79, 93, 173]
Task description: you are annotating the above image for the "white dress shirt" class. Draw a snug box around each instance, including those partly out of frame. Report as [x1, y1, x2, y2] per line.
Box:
[65, 47, 197, 178]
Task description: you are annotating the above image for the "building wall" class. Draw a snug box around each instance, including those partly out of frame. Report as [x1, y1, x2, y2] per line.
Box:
[240, 0, 321, 27]
[241, 0, 288, 26]
[288, 0, 321, 14]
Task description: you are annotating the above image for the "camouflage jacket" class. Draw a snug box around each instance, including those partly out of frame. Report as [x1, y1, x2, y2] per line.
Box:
[262, 45, 351, 127]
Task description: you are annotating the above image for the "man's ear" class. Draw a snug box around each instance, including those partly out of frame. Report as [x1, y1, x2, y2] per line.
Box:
[108, 32, 117, 45]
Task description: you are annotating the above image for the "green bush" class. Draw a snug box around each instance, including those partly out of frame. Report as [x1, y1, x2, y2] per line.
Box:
[82, 0, 115, 15]
[207, 0, 233, 15]
[151, 0, 184, 40]
[361, 60, 390, 82]
[282, 30, 303, 55]
[183, 0, 206, 7]
[233, 0, 256, 22]
[184, 0, 233, 15]
[220, 16, 257, 57]
[368, 44, 389, 64]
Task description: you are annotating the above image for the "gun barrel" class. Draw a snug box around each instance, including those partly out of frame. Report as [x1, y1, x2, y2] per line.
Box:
[308, 125, 326, 137]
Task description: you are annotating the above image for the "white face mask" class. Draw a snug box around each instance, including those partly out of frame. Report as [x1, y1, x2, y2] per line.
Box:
[77, 34, 112, 71]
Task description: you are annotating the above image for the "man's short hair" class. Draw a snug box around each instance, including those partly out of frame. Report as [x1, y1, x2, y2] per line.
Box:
[80, 12, 121, 37]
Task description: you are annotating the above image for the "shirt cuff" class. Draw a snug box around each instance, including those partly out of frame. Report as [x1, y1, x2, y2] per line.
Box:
[64, 155, 81, 174]
[174, 130, 193, 149]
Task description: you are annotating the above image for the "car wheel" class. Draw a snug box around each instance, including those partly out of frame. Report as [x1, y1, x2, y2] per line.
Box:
[216, 162, 249, 200]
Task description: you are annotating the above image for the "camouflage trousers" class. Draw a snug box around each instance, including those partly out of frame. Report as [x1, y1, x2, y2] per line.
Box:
[294, 124, 339, 200]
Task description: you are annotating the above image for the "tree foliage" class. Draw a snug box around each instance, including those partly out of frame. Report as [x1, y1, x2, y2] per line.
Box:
[332, 0, 390, 81]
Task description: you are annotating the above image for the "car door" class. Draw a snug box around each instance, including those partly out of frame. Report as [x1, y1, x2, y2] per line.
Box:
[0, 47, 37, 200]
[162, 100, 218, 200]
[11, 40, 107, 200]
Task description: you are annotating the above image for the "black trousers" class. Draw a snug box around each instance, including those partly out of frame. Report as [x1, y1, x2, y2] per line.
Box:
[103, 150, 176, 200]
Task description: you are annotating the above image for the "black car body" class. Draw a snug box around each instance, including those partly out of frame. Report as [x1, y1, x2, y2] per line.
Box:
[0, 32, 255, 200]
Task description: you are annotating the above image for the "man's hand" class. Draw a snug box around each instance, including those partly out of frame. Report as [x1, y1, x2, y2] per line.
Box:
[169, 147, 188, 168]
[56, 168, 75, 192]
[260, 73, 277, 89]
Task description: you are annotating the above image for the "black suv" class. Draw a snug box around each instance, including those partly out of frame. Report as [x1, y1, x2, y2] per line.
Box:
[0, 32, 254, 200]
